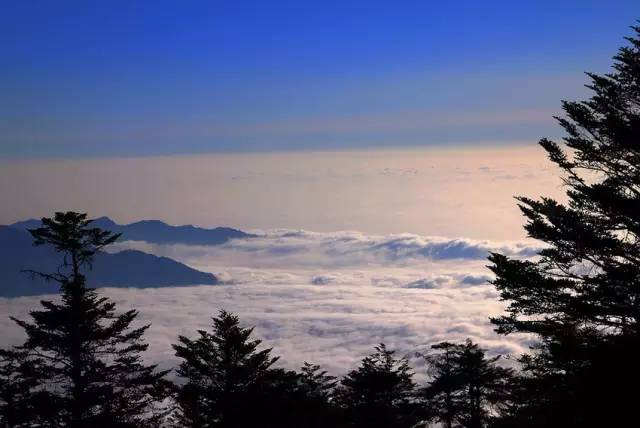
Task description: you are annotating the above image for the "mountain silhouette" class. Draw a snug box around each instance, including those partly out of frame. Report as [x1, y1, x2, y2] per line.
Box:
[10, 216, 255, 246]
[0, 226, 218, 298]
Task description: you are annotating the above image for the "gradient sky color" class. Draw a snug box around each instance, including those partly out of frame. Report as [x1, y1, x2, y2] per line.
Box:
[0, 146, 564, 239]
[1, 1, 638, 157]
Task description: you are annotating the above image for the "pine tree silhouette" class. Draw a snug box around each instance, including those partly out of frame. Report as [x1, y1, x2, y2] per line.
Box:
[172, 310, 278, 428]
[7, 212, 170, 427]
[488, 25, 640, 426]
[0, 348, 42, 427]
[293, 362, 342, 427]
[421, 340, 512, 428]
[299, 361, 338, 401]
[339, 344, 418, 428]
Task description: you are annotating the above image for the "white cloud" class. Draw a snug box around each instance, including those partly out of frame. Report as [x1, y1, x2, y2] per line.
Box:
[0, 229, 538, 378]
[106, 229, 542, 271]
[0, 283, 530, 379]
[405, 277, 450, 289]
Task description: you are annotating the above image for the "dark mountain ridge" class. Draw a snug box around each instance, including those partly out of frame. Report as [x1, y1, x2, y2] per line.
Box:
[11, 216, 255, 246]
[0, 225, 218, 298]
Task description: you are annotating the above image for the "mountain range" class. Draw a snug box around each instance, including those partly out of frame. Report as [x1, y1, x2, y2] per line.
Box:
[0, 217, 254, 297]
[11, 216, 255, 246]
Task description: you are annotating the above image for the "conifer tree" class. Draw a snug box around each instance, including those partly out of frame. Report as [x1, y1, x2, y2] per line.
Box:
[293, 362, 342, 428]
[172, 310, 278, 428]
[0, 349, 40, 427]
[488, 25, 640, 425]
[299, 361, 338, 401]
[9, 212, 170, 427]
[248, 367, 336, 428]
[339, 344, 417, 428]
[421, 340, 512, 428]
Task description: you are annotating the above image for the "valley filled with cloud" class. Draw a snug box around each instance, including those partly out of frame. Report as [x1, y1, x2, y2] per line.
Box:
[0, 229, 538, 377]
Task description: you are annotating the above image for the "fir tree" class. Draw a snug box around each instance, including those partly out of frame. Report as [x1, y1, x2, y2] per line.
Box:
[488, 25, 640, 426]
[292, 362, 342, 428]
[172, 310, 278, 428]
[246, 367, 329, 428]
[299, 361, 338, 401]
[339, 344, 417, 428]
[421, 340, 512, 428]
[0, 348, 41, 428]
[10, 211, 170, 427]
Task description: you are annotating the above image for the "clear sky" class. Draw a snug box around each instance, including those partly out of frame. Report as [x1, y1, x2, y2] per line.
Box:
[0, 146, 564, 239]
[1, 1, 638, 157]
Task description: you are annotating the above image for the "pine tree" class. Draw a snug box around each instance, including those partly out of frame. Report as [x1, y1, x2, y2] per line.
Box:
[421, 340, 512, 428]
[339, 344, 417, 428]
[9, 212, 170, 427]
[0, 349, 40, 427]
[172, 310, 278, 428]
[488, 25, 640, 426]
[299, 361, 338, 402]
[293, 362, 342, 428]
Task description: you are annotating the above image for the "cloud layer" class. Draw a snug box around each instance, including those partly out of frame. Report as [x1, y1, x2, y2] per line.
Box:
[1, 229, 539, 378]
[0, 283, 530, 379]
[107, 229, 541, 271]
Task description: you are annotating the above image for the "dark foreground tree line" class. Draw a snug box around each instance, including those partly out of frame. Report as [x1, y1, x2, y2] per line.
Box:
[2, 22, 640, 428]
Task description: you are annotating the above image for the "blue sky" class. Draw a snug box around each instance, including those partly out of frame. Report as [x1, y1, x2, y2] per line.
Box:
[1, 0, 638, 158]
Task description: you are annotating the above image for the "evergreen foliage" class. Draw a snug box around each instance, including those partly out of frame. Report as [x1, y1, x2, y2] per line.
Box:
[2, 212, 170, 427]
[488, 25, 640, 426]
[421, 340, 512, 428]
[172, 310, 278, 427]
[339, 344, 418, 428]
[173, 311, 346, 428]
[0, 348, 41, 427]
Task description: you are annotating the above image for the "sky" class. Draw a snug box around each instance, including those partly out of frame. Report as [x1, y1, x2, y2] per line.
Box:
[1, 0, 635, 236]
[0, 146, 564, 239]
[1, 1, 638, 157]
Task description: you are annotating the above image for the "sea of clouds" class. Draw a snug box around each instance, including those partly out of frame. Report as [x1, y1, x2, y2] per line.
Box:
[0, 229, 540, 377]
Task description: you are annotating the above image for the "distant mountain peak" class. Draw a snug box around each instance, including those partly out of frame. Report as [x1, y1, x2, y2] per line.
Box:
[0, 225, 218, 297]
[93, 216, 117, 224]
[10, 217, 255, 246]
[129, 219, 166, 226]
[9, 218, 42, 230]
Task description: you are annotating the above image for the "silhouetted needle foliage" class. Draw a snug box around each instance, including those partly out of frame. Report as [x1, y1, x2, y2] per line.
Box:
[338, 343, 418, 428]
[420, 340, 513, 428]
[0, 349, 41, 427]
[488, 23, 640, 427]
[172, 310, 345, 428]
[172, 310, 279, 427]
[2, 212, 171, 427]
